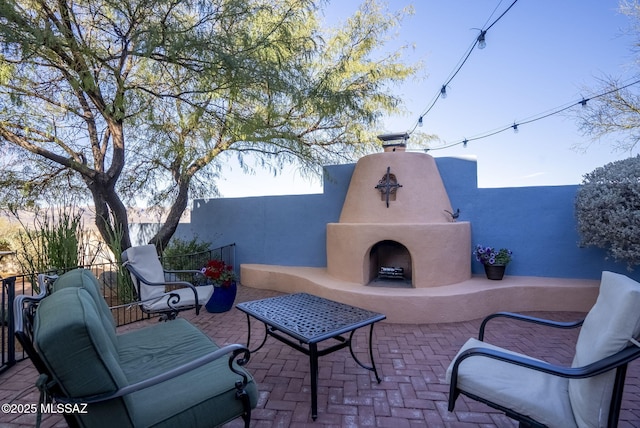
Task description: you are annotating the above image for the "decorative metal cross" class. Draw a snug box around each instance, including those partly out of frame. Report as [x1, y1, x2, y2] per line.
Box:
[375, 166, 402, 208]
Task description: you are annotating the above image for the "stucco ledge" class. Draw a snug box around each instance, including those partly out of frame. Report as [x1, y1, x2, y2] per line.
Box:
[239, 264, 599, 324]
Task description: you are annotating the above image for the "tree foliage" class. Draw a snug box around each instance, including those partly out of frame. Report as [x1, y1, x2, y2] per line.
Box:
[0, 0, 419, 253]
[575, 155, 640, 269]
[575, 1, 640, 153]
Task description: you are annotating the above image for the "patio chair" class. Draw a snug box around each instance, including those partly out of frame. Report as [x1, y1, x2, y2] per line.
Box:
[14, 269, 257, 428]
[122, 244, 214, 320]
[447, 271, 640, 428]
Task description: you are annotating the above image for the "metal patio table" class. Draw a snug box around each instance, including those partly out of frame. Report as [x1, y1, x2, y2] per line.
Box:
[236, 292, 386, 420]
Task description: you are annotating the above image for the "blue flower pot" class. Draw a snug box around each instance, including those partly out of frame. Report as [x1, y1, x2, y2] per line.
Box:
[205, 281, 237, 313]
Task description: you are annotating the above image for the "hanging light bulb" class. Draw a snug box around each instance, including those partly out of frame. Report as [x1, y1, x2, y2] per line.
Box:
[580, 98, 589, 107]
[440, 85, 447, 99]
[512, 123, 519, 133]
[477, 31, 487, 49]
[418, 116, 423, 127]
[463, 139, 468, 148]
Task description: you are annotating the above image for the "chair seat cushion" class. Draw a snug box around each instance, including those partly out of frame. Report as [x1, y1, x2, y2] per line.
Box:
[446, 338, 577, 428]
[118, 319, 258, 427]
[142, 285, 214, 311]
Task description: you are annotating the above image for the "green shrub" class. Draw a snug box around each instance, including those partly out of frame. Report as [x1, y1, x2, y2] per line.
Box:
[575, 155, 640, 269]
[161, 237, 211, 273]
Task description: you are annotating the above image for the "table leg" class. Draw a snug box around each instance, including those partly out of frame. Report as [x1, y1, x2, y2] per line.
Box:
[244, 313, 269, 354]
[348, 324, 382, 383]
[309, 342, 319, 420]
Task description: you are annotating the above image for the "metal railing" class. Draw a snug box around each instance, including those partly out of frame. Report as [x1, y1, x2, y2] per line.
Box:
[0, 243, 236, 374]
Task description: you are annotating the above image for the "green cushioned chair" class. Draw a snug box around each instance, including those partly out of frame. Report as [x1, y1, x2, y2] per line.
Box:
[14, 269, 257, 428]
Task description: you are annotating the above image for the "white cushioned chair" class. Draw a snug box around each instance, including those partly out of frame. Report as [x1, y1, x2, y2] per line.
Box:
[447, 271, 640, 428]
[122, 244, 214, 320]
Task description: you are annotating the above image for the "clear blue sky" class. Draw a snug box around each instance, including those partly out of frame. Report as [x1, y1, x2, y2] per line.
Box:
[217, 0, 637, 197]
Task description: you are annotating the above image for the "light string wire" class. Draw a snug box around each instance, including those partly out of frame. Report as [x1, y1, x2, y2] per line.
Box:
[425, 77, 640, 151]
[408, 0, 520, 135]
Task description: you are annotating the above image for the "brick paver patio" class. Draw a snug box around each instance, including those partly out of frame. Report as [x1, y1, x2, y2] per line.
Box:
[1, 284, 639, 427]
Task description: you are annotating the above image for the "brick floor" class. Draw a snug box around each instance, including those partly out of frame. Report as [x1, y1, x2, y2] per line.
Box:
[1, 285, 640, 427]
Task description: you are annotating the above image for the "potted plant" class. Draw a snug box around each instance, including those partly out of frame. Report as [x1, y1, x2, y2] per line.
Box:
[472, 244, 513, 280]
[201, 259, 238, 312]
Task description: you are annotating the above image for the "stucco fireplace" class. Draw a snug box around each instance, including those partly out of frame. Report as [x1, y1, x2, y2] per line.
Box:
[326, 144, 471, 288]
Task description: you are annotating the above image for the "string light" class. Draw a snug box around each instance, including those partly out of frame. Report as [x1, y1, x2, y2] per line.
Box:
[408, 0, 520, 134]
[477, 31, 487, 49]
[425, 78, 640, 151]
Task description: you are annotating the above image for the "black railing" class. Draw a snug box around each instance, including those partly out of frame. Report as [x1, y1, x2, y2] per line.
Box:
[0, 243, 236, 374]
[162, 244, 236, 274]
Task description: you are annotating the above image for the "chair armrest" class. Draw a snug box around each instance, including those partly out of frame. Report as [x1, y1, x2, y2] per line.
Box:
[13, 290, 48, 335]
[123, 263, 202, 314]
[479, 312, 584, 340]
[126, 264, 198, 289]
[448, 344, 640, 414]
[13, 290, 50, 376]
[163, 269, 211, 286]
[450, 344, 640, 387]
[164, 269, 204, 275]
[37, 274, 59, 293]
[57, 344, 252, 404]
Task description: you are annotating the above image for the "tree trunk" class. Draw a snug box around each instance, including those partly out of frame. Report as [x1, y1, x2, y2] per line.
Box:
[87, 180, 132, 254]
[149, 178, 190, 253]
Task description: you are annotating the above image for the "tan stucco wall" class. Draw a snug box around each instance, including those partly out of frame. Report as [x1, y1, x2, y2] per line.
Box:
[326, 222, 471, 287]
[339, 151, 453, 223]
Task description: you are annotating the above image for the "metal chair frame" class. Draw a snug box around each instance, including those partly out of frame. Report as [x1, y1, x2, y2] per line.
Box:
[121, 260, 206, 320]
[448, 312, 640, 428]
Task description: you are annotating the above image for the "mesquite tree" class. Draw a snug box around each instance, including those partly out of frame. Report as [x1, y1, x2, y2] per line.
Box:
[0, 0, 418, 253]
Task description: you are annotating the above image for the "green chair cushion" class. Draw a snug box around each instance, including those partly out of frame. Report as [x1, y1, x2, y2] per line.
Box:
[52, 269, 117, 348]
[35, 287, 133, 427]
[119, 319, 258, 427]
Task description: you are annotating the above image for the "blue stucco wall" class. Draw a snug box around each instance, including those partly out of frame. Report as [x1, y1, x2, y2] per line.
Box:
[187, 156, 638, 282]
[188, 163, 354, 269]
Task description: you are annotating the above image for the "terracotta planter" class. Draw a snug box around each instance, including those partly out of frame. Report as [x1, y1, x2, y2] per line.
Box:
[205, 281, 237, 312]
[483, 264, 506, 280]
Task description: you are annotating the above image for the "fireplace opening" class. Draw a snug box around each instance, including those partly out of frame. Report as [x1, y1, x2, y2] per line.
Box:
[368, 240, 412, 287]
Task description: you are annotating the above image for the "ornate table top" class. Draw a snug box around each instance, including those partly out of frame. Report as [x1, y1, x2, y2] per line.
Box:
[236, 293, 386, 343]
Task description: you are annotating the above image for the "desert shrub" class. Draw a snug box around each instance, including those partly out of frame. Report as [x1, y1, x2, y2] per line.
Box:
[161, 237, 212, 271]
[575, 155, 640, 269]
[12, 206, 96, 274]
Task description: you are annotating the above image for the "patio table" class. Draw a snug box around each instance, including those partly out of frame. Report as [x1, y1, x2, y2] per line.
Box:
[236, 292, 386, 420]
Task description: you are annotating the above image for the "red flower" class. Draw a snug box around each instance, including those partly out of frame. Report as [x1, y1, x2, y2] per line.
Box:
[201, 259, 236, 287]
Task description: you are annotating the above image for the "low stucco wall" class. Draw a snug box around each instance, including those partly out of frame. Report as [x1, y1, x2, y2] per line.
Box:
[240, 264, 600, 323]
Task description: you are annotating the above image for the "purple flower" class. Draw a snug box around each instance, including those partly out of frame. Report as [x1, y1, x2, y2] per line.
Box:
[472, 244, 513, 266]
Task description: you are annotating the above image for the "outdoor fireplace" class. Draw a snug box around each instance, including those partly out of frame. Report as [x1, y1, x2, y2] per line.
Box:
[326, 143, 471, 288]
[370, 240, 411, 286]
